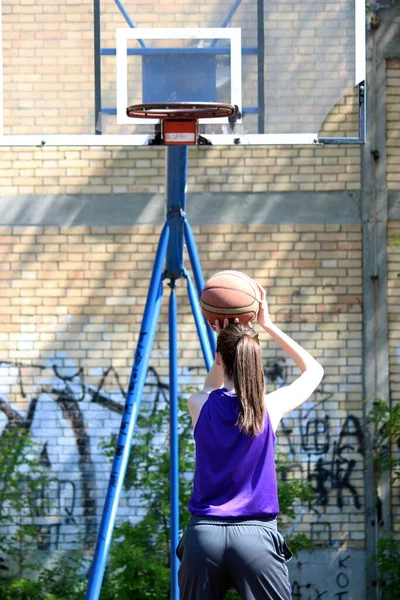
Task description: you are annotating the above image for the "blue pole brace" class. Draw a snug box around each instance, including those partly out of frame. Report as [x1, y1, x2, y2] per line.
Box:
[168, 285, 180, 600]
[85, 222, 170, 600]
[184, 268, 214, 371]
[183, 218, 216, 356]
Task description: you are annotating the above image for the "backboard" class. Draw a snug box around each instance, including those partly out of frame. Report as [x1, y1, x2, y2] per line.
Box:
[0, 0, 365, 146]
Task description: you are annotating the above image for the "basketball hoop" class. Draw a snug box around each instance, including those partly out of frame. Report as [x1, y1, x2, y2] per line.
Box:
[126, 102, 236, 146]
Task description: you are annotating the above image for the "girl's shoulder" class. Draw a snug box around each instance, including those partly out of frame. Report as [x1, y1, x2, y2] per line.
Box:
[187, 388, 213, 429]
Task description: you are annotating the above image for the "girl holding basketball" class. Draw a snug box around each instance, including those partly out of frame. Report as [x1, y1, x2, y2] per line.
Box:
[177, 283, 324, 600]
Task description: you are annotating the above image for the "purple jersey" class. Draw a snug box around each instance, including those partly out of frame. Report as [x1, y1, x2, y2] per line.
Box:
[188, 388, 280, 518]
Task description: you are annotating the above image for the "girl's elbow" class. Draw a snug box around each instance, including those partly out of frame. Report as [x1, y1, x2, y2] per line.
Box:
[316, 363, 324, 383]
[306, 362, 324, 384]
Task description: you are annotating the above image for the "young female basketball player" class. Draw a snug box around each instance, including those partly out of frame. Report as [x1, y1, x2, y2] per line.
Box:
[176, 283, 324, 600]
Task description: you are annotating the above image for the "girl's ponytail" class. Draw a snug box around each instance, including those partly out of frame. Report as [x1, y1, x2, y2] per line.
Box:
[217, 323, 265, 437]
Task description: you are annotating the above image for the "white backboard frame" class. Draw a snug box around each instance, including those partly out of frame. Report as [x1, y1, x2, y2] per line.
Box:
[116, 27, 242, 126]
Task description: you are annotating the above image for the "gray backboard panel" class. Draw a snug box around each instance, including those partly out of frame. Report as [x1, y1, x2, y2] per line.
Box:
[0, 0, 365, 145]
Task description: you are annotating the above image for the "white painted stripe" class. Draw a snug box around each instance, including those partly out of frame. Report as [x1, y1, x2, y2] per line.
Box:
[230, 28, 242, 121]
[0, 135, 153, 146]
[206, 133, 319, 145]
[355, 0, 366, 83]
[0, 133, 319, 146]
[116, 27, 128, 128]
[118, 27, 241, 41]
[164, 132, 196, 143]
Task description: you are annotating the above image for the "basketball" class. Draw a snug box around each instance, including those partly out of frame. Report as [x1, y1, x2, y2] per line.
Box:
[201, 270, 260, 328]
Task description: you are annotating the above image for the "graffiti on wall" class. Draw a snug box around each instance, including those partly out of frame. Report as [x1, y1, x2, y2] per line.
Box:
[264, 360, 364, 516]
[290, 550, 356, 599]
[0, 354, 364, 553]
[0, 360, 169, 550]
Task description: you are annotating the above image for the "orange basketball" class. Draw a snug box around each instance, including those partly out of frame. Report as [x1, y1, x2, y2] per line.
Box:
[201, 270, 260, 328]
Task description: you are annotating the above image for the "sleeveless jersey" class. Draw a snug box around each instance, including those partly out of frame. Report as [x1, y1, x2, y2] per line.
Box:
[188, 388, 280, 518]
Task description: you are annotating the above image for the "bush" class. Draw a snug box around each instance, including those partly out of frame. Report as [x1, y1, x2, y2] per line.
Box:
[0, 428, 53, 573]
[367, 399, 400, 599]
[0, 551, 88, 600]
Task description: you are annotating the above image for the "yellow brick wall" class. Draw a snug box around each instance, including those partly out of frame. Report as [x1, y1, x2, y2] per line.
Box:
[0, 223, 365, 548]
[387, 58, 400, 536]
[0, 134, 361, 196]
[387, 60, 400, 190]
[388, 221, 400, 537]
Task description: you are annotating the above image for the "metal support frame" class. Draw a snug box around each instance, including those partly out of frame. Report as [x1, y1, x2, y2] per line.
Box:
[317, 81, 366, 145]
[85, 145, 215, 600]
[94, 0, 102, 134]
[361, 12, 392, 596]
[257, 0, 265, 133]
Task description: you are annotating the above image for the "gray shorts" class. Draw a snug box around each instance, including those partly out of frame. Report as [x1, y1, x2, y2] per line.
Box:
[176, 516, 293, 600]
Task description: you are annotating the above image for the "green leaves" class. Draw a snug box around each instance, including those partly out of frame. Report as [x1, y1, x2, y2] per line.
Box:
[372, 533, 400, 600]
[366, 399, 400, 597]
[367, 399, 400, 482]
[0, 428, 53, 571]
[0, 551, 89, 600]
[97, 396, 195, 599]
[275, 451, 315, 519]
[100, 520, 170, 600]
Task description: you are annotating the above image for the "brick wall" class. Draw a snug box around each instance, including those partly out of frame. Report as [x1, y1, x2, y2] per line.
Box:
[388, 220, 400, 539]
[387, 60, 400, 189]
[0, 223, 364, 551]
[0, 0, 399, 593]
[0, 131, 361, 196]
[387, 57, 400, 540]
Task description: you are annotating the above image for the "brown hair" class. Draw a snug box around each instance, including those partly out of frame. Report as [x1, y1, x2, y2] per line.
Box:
[216, 323, 265, 437]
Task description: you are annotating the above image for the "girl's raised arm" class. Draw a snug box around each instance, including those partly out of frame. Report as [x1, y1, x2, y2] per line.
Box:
[256, 284, 324, 432]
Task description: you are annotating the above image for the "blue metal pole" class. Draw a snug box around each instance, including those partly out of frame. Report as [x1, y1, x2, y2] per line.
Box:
[257, 0, 265, 134]
[113, 0, 147, 48]
[93, 0, 101, 134]
[85, 222, 170, 600]
[184, 269, 214, 371]
[210, 0, 244, 46]
[165, 145, 187, 600]
[183, 218, 216, 355]
[169, 286, 179, 600]
[166, 146, 188, 280]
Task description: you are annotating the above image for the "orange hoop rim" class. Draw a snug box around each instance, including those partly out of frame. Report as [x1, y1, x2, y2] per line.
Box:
[126, 102, 236, 120]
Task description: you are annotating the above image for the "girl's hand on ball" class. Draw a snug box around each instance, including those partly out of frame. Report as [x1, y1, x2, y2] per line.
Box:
[215, 319, 228, 334]
[256, 283, 273, 330]
[215, 318, 239, 334]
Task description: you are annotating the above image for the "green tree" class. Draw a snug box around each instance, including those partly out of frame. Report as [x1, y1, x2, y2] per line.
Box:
[0, 428, 53, 574]
[368, 399, 400, 599]
[99, 396, 195, 600]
